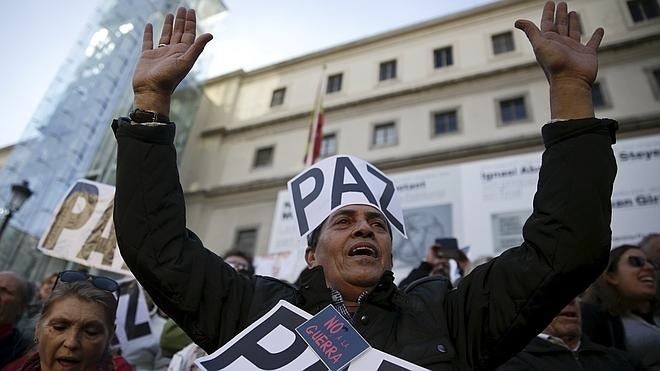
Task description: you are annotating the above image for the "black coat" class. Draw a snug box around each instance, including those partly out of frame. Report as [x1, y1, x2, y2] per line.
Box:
[398, 261, 436, 290]
[580, 302, 626, 350]
[113, 117, 618, 370]
[495, 336, 641, 371]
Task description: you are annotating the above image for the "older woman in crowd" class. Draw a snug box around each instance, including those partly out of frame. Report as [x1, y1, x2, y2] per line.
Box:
[5, 270, 122, 371]
[582, 244, 660, 370]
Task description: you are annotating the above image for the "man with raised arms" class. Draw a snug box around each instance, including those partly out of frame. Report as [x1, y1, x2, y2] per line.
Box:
[113, 2, 617, 369]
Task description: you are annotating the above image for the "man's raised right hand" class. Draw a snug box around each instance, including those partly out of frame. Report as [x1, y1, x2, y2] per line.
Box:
[132, 7, 213, 117]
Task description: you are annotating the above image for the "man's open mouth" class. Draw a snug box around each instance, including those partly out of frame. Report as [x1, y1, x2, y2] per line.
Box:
[348, 245, 378, 258]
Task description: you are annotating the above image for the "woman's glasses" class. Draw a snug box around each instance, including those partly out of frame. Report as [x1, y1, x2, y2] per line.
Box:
[52, 270, 121, 295]
[628, 256, 660, 270]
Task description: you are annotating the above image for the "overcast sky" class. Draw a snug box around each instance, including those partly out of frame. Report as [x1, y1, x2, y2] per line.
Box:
[1, 0, 498, 149]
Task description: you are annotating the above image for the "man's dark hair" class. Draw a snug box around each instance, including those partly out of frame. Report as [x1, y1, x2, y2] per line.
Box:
[307, 224, 324, 249]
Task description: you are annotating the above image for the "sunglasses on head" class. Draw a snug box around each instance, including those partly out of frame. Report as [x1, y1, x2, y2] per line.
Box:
[53, 270, 121, 295]
[627, 256, 660, 270]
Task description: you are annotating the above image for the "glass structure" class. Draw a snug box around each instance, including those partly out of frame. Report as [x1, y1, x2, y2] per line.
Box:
[0, 0, 226, 276]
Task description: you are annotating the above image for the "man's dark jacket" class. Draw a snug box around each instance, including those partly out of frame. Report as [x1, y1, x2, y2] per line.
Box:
[495, 336, 641, 371]
[112, 117, 617, 370]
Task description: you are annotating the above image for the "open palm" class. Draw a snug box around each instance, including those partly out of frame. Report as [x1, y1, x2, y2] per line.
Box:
[132, 8, 212, 98]
[515, 1, 604, 85]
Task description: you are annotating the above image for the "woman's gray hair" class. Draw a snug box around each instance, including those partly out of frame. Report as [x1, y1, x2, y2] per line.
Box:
[37, 280, 117, 336]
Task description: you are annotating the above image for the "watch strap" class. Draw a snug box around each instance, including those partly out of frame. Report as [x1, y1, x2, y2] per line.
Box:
[129, 108, 172, 124]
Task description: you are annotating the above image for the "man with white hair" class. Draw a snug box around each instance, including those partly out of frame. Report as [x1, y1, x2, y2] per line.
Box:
[496, 298, 641, 370]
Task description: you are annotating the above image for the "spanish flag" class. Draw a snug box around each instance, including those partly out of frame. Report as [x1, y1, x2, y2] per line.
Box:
[303, 69, 326, 166]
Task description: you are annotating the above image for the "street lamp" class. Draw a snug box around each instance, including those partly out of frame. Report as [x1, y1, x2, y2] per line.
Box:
[0, 180, 33, 238]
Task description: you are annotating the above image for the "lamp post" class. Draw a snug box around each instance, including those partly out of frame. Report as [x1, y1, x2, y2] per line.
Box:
[0, 180, 33, 240]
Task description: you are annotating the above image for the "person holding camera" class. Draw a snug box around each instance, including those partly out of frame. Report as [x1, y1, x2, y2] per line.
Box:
[398, 239, 470, 290]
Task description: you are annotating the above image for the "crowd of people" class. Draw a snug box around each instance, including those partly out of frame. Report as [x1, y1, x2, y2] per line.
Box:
[1, 1, 659, 370]
[410, 236, 660, 370]
[1, 236, 658, 370]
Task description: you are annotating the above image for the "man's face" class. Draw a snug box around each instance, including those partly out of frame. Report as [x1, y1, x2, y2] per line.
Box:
[305, 205, 393, 300]
[0, 272, 26, 326]
[544, 298, 581, 340]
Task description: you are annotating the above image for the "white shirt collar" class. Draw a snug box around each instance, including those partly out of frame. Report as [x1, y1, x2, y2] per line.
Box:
[537, 333, 581, 351]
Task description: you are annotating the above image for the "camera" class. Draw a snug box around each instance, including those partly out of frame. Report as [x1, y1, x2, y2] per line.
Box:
[434, 238, 459, 259]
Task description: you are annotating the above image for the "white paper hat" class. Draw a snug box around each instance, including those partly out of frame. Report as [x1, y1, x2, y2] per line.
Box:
[287, 155, 406, 240]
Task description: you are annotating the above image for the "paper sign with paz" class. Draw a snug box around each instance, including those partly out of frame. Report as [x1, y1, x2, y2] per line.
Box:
[195, 300, 429, 370]
[38, 179, 130, 275]
[111, 281, 154, 356]
[287, 155, 407, 239]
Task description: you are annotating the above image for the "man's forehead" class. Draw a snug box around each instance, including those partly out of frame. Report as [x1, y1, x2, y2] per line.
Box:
[329, 204, 386, 219]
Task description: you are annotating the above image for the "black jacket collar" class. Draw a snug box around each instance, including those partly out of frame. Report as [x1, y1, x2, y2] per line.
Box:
[297, 266, 399, 313]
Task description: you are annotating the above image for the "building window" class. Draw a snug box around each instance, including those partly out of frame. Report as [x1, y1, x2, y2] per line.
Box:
[379, 60, 397, 81]
[433, 46, 453, 69]
[591, 82, 609, 108]
[627, 0, 660, 22]
[326, 73, 343, 94]
[253, 146, 274, 168]
[492, 31, 515, 55]
[432, 110, 458, 136]
[233, 228, 257, 255]
[320, 133, 337, 157]
[499, 96, 528, 124]
[649, 67, 660, 99]
[372, 122, 397, 147]
[270, 88, 286, 107]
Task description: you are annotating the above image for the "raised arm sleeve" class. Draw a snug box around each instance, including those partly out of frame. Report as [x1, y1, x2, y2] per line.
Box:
[112, 118, 256, 352]
[446, 118, 618, 370]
